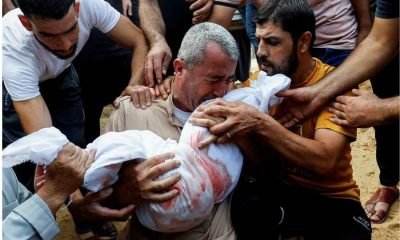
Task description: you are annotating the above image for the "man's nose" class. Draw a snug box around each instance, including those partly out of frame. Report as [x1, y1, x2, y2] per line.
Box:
[213, 86, 228, 98]
[57, 36, 73, 51]
[257, 41, 267, 58]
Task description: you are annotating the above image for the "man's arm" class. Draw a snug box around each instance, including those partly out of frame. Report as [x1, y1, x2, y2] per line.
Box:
[138, 0, 172, 86]
[308, 17, 398, 103]
[2, 0, 16, 16]
[350, 0, 372, 44]
[190, 100, 348, 175]
[277, 16, 399, 127]
[3, 143, 93, 240]
[13, 95, 52, 134]
[106, 14, 148, 88]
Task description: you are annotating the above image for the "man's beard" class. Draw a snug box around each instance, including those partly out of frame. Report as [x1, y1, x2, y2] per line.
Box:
[259, 46, 298, 76]
[35, 35, 78, 59]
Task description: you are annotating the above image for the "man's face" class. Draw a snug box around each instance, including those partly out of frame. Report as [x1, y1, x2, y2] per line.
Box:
[256, 22, 298, 76]
[29, 5, 80, 59]
[176, 42, 237, 112]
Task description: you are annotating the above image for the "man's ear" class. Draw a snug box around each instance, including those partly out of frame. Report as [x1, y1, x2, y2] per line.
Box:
[173, 59, 185, 76]
[18, 15, 33, 31]
[298, 31, 312, 53]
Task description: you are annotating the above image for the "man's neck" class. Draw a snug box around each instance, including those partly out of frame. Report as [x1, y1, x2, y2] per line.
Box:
[291, 56, 316, 86]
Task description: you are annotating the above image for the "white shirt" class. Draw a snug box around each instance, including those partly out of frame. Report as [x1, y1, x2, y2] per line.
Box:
[2, 0, 120, 101]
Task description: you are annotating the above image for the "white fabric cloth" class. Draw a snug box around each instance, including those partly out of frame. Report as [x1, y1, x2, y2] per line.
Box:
[2, 0, 120, 101]
[2, 72, 290, 232]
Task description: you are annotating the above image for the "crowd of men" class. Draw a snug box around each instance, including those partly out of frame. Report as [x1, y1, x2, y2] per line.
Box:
[2, 0, 398, 239]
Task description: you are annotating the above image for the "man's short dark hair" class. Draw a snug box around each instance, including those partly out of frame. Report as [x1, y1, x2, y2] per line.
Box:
[254, 0, 315, 47]
[17, 0, 75, 19]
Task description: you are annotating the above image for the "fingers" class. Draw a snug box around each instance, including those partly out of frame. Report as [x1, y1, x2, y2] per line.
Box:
[352, 88, 369, 96]
[144, 173, 181, 195]
[329, 116, 351, 127]
[35, 164, 46, 177]
[162, 58, 171, 78]
[156, 76, 173, 100]
[127, 3, 132, 16]
[277, 113, 299, 128]
[275, 88, 295, 98]
[144, 58, 155, 87]
[96, 204, 135, 221]
[198, 134, 218, 149]
[146, 159, 181, 180]
[85, 188, 114, 203]
[153, 57, 163, 84]
[60, 142, 77, 156]
[282, 118, 299, 128]
[85, 149, 96, 170]
[125, 86, 154, 109]
[191, 0, 213, 24]
[136, 152, 174, 172]
[145, 189, 179, 202]
[156, 84, 167, 100]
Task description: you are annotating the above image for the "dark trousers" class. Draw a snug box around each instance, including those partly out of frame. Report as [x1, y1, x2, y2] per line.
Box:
[3, 65, 85, 191]
[74, 54, 132, 143]
[370, 54, 399, 186]
[231, 171, 371, 240]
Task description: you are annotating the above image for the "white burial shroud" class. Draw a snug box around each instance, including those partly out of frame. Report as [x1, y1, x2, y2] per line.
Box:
[2, 72, 290, 232]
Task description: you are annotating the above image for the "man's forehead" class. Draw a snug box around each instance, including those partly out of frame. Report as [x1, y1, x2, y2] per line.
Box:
[256, 21, 284, 36]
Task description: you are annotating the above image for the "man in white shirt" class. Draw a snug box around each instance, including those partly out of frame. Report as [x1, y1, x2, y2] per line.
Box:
[2, 0, 147, 187]
[2, 0, 147, 237]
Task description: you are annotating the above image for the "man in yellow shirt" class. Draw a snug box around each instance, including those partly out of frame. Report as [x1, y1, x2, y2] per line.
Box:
[190, 0, 371, 239]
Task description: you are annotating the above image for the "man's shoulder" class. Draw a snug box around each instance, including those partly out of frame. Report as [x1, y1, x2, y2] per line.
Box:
[117, 96, 170, 118]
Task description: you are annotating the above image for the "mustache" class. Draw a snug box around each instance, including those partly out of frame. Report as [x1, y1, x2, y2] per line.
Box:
[259, 56, 272, 66]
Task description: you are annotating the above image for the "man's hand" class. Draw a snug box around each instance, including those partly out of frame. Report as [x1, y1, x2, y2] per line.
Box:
[145, 39, 172, 86]
[112, 152, 181, 207]
[189, 0, 214, 24]
[34, 165, 46, 192]
[69, 188, 135, 223]
[122, 0, 132, 16]
[189, 99, 264, 148]
[329, 89, 386, 128]
[36, 143, 94, 215]
[115, 85, 156, 109]
[154, 75, 173, 100]
[275, 86, 326, 128]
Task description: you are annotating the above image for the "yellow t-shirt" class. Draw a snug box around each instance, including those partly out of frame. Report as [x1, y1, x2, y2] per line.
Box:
[246, 58, 360, 201]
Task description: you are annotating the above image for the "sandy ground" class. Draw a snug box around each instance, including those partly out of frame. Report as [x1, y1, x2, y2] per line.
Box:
[55, 81, 399, 240]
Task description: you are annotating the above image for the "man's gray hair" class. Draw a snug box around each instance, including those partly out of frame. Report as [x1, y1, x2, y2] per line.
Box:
[177, 22, 239, 69]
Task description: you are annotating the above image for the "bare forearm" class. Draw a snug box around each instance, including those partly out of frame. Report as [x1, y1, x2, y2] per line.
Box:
[13, 96, 52, 134]
[129, 38, 148, 86]
[380, 96, 400, 125]
[313, 17, 399, 101]
[138, 0, 166, 46]
[37, 189, 69, 216]
[2, 0, 15, 16]
[255, 115, 338, 175]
